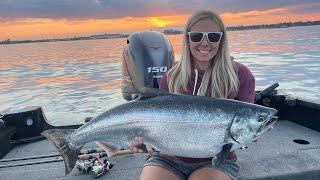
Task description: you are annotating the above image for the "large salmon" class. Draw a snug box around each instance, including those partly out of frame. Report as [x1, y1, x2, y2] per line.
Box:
[42, 89, 277, 175]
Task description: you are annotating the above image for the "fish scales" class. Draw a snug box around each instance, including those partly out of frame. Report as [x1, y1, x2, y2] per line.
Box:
[71, 95, 234, 154]
[41, 92, 277, 175]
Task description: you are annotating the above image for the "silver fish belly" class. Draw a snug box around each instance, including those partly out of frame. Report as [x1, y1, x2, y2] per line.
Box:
[72, 95, 235, 157]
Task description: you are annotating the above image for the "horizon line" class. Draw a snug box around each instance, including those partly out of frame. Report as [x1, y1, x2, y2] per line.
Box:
[1, 20, 319, 43]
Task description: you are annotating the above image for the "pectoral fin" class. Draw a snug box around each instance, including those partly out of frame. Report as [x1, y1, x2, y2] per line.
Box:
[213, 143, 233, 166]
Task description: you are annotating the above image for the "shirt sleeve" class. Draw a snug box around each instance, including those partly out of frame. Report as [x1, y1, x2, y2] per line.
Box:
[235, 62, 255, 103]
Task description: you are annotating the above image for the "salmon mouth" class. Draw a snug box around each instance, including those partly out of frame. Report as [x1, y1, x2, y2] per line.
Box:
[258, 116, 278, 133]
[267, 116, 278, 126]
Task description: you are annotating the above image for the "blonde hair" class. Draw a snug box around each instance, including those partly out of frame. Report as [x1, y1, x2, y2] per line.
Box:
[167, 10, 239, 98]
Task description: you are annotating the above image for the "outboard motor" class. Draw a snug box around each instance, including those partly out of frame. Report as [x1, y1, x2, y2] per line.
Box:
[122, 31, 174, 101]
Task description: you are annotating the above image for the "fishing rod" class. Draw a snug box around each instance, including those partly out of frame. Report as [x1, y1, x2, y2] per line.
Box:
[255, 83, 279, 102]
[0, 148, 105, 164]
[0, 141, 162, 169]
[10, 136, 46, 146]
[0, 153, 60, 163]
[0, 145, 164, 169]
[0, 157, 63, 169]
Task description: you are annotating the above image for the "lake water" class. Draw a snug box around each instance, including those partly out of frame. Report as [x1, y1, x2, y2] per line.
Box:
[1, 25, 319, 125]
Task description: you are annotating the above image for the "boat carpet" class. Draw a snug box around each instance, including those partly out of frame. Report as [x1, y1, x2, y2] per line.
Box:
[0, 120, 320, 180]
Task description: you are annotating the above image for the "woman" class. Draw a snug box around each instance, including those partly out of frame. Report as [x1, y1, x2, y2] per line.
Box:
[132, 10, 255, 180]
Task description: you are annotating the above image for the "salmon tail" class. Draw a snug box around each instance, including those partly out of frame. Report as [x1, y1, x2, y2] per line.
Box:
[41, 129, 82, 175]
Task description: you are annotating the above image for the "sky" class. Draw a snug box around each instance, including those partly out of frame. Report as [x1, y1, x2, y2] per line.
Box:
[0, 0, 319, 40]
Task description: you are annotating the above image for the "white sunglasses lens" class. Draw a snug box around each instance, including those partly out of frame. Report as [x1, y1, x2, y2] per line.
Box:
[189, 33, 203, 42]
[208, 33, 222, 42]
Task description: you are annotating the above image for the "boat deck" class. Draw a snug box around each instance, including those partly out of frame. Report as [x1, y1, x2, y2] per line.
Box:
[1, 120, 320, 180]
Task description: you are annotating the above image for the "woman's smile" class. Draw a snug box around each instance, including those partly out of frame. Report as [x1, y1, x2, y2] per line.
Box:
[189, 19, 221, 70]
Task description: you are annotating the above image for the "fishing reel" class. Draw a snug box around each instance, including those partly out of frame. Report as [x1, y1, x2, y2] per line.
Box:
[92, 158, 113, 178]
[76, 160, 93, 173]
[76, 157, 113, 178]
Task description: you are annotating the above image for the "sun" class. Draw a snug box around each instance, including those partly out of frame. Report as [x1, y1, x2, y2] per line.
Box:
[148, 18, 171, 28]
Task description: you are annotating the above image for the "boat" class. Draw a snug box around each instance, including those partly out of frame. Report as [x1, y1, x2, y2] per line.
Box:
[1, 31, 319, 179]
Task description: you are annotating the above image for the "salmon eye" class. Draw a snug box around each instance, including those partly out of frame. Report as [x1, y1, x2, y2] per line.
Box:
[258, 115, 266, 122]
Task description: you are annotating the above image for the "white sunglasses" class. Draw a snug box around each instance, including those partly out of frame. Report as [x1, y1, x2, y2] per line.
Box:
[188, 32, 223, 43]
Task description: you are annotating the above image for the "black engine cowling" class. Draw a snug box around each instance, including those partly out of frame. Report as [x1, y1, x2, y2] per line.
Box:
[122, 31, 174, 101]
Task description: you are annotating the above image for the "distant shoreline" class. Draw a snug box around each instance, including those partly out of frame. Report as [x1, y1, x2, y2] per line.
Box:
[1, 21, 319, 45]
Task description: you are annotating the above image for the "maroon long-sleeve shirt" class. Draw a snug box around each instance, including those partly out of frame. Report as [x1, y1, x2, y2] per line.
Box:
[159, 61, 255, 163]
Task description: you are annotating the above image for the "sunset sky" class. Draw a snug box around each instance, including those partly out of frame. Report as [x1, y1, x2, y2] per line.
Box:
[0, 0, 319, 40]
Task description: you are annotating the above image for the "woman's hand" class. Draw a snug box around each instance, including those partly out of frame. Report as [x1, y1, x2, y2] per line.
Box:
[129, 137, 154, 154]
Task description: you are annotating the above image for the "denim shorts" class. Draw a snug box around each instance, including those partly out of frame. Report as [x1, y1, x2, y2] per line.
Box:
[143, 154, 239, 180]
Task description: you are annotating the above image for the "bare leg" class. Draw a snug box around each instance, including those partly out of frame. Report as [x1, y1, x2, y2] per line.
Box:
[188, 167, 232, 180]
[139, 166, 182, 180]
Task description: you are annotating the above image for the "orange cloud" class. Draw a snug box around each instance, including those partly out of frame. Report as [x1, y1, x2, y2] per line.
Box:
[0, 15, 189, 40]
[0, 7, 318, 41]
[148, 18, 172, 28]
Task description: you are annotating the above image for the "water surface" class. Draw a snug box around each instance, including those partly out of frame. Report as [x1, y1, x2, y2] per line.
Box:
[0, 25, 319, 125]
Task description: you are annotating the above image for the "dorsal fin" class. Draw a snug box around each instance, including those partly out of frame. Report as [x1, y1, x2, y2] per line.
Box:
[135, 87, 171, 100]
